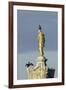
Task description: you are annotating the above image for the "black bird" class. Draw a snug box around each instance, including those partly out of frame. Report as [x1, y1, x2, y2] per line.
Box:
[25, 62, 34, 68]
[38, 25, 42, 30]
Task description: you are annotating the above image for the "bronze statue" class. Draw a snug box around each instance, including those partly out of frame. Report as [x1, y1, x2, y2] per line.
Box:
[38, 25, 45, 56]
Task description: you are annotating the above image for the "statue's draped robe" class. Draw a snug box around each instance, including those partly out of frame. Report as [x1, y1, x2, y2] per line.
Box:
[38, 31, 45, 55]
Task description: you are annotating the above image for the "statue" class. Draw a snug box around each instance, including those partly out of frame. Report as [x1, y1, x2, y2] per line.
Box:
[38, 25, 45, 56]
[25, 25, 55, 79]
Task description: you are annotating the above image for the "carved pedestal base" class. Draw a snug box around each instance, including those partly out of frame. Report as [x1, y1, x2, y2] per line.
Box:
[26, 56, 48, 79]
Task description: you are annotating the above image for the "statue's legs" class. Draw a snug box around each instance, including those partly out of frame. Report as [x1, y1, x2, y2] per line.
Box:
[39, 47, 44, 56]
[42, 47, 44, 56]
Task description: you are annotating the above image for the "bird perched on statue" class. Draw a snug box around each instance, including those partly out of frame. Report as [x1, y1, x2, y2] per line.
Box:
[25, 62, 34, 68]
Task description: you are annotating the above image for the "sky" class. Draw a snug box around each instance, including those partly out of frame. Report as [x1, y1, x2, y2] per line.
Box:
[17, 10, 58, 53]
[17, 10, 58, 80]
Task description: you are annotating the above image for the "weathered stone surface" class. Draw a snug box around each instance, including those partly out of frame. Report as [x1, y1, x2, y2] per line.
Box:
[26, 56, 48, 79]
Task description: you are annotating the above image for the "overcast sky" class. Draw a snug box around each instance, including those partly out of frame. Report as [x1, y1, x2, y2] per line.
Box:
[17, 10, 58, 53]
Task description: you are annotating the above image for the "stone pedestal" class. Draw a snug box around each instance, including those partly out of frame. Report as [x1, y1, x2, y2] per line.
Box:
[26, 56, 48, 79]
[35, 56, 48, 78]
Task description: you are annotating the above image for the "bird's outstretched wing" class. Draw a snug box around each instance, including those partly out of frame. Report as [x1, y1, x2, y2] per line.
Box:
[25, 62, 34, 67]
